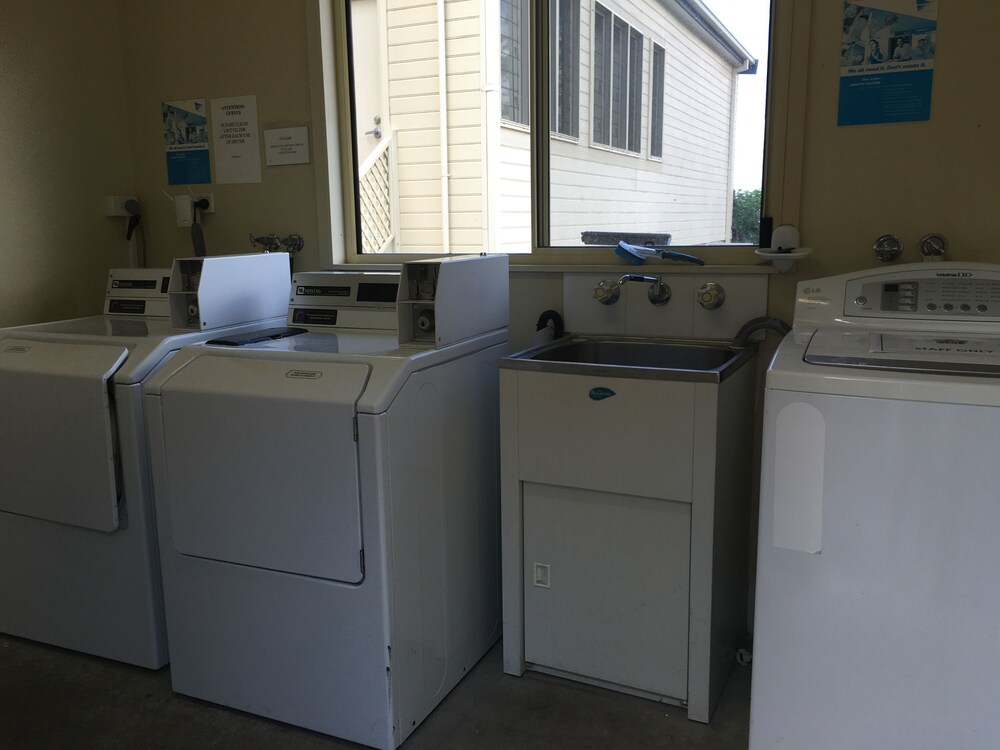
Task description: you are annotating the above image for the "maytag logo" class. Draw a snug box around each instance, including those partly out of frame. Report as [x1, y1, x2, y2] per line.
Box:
[589, 387, 616, 401]
[4, 345, 29, 353]
[286, 370, 322, 380]
[935, 272, 973, 278]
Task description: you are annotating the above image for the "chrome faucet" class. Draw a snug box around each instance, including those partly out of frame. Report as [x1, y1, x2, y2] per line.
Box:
[618, 273, 671, 306]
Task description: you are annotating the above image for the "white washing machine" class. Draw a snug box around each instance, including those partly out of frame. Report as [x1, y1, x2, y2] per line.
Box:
[751, 262, 1000, 749]
[0, 254, 290, 668]
[143, 256, 508, 749]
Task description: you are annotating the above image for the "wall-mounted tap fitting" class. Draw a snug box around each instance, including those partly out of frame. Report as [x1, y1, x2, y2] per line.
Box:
[593, 279, 621, 305]
[250, 233, 305, 254]
[619, 273, 670, 306]
[697, 282, 726, 310]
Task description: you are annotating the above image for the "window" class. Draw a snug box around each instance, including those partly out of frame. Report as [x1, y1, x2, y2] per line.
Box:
[649, 43, 665, 158]
[501, 0, 530, 125]
[548, 0, 768, 247]
[592, 4, 612, 145]
[335, 0, 771, 255]
[593, 6, 643, 153]
[549, 0, 580, 137]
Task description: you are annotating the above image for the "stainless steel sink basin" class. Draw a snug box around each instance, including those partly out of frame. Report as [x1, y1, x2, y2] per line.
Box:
[501, 336, 754, 382]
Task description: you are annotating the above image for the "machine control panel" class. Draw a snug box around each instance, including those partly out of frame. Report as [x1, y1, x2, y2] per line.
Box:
[105, 269, 172, 318]
[844, 274, 1000, 322]
[288, 271, 401, 331]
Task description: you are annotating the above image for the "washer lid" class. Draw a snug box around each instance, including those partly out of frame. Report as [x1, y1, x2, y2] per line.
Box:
[0, 339, 128, 531]
[804, 329, 1000, 377]
[159, 355, 371, 583]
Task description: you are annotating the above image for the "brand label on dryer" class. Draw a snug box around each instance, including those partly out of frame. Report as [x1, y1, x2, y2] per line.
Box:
[4, 346, 30, 353]
[286, 369, 322, 379]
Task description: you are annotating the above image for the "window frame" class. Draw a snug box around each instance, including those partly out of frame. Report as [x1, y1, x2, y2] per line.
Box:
[320, 0, 807, 263]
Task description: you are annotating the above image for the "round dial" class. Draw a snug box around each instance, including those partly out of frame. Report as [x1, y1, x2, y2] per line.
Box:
[873, 234, 903, 263]
[919, 233, 948, 258]
[697, 282, 726, 310]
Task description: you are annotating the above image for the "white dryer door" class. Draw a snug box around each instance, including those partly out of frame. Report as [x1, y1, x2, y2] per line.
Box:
[160, 356, 370, 583]
[0, 338, 129, 532]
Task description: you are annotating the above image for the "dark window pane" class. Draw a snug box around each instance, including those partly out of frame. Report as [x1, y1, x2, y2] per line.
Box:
[627, 28, 643, 152]
[650, 44, 665, 157]
[611, 16, 627, 149]
[593, 4, 612, 145]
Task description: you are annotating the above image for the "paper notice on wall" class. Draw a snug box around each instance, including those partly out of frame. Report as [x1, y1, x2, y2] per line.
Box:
[838, 1, 938, 126]
[211, 95, 262, 184]
[264, 127, 311, 166]
[163, 99, 211, 185]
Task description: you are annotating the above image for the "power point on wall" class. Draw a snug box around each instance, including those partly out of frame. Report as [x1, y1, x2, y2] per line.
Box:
[194, 193, 215, 213]
[104, 195, 138, 217]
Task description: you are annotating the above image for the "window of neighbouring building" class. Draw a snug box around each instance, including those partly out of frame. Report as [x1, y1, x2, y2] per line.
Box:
[550, 0, 580, 138]
[501, 0, 530, 126]
[649, 43, 665, 159]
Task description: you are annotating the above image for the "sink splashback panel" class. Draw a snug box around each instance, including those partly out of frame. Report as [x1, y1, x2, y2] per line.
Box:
[563, 273, 767, 341]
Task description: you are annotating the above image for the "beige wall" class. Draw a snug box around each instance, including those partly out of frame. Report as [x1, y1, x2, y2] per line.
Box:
[766, 1, 1000, 324]
[0, 2, 135, 326]
[4, 1, 1000, 326]
[118, 0, 322, 271]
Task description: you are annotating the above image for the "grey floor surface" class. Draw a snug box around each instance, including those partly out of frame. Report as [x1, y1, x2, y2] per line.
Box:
[0, 635, 750, 749]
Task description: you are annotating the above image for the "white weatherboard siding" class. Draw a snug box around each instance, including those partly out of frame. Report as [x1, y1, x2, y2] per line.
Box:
[546, 0, 738, 246]
[387, 0, 487, 253]
[498, 125, 532, 254]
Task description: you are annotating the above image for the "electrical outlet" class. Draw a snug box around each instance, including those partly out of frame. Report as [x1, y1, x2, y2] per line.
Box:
[104, 195, 137, 217]
[194, 193, 215, 213]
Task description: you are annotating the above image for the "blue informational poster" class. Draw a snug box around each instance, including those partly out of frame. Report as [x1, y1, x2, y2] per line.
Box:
[163, 99, 211, 185]
[838, 1, 938, 127]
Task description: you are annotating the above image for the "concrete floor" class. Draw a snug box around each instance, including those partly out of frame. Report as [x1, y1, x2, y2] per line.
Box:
[0, 635, 750, 749]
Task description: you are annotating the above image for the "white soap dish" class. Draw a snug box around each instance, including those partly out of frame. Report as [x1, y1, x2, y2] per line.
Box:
[755, 247, 812, 273]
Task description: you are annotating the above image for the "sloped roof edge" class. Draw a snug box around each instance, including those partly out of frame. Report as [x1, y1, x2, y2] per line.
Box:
[664, 0, 759, 73]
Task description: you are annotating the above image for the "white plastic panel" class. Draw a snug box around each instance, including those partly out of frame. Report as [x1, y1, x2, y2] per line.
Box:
[514, 370, 695, 502]
[772, 401, 824, 553]
[159, 356, 370, 583]
[0, 339, 128, 532]
[522, 482, 690, 699]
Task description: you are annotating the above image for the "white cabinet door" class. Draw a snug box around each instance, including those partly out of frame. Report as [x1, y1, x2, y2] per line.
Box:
[522, 482, 690, 700]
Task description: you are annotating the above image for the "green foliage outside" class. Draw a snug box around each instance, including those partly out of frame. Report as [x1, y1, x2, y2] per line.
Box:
[731, 188, 762, 245]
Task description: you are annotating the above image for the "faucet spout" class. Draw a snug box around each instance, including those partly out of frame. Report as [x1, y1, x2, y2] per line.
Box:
[618, 273, 660, 285]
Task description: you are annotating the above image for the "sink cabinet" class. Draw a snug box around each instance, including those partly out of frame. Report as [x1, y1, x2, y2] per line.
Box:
[499, 354, 755, 722]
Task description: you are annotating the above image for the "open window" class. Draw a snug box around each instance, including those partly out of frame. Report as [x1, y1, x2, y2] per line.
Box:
[337, 0, 772, 257]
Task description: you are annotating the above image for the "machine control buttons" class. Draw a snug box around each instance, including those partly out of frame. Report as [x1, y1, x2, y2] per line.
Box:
[979, 305, 989, 313]
[943, 303, 954, 311]
[926, 303, 937, 311]
[961, 304, 971, 312]
[855, 296, 868, 306]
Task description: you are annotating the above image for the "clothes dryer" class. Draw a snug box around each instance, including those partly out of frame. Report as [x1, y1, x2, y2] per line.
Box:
[143, 256, 508, 748]
[0, 255, 290, 668]
[751, 262, 1000, 749]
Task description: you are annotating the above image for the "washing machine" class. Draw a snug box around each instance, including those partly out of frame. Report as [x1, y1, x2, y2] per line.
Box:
[751, 262, 1000, 749]
[0, 254, 290, 668]
[143, 255, 508, 749]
